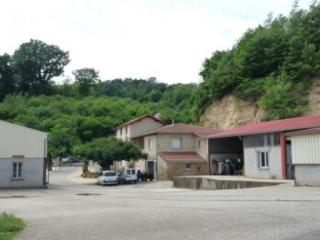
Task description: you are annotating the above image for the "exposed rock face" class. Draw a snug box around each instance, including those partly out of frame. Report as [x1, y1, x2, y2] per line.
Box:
[306, 78, 320, 115]
[201, 78, 320, 130]
[200, 94, 265, 130]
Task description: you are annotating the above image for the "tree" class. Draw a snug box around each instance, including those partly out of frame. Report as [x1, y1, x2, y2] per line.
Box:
[73, 68, 99, 96]
[0, 54, 16, 99]
[13, 39, 70, 94]
[73, 137, 147, 170]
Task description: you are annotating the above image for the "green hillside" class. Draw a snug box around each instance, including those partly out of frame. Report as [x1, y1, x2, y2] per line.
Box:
[194, 2, 320, 120]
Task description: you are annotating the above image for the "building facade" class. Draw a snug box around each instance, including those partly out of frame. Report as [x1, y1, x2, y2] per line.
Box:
[0, 120, 48, 188]
[288, 129, 320, 186]
[114, 115, 165, 171]
[207, 115, 320, 185]
[132, 123, 219, 180]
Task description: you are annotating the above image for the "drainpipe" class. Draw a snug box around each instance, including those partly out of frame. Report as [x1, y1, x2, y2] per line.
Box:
[156, 134, 158, 181]
[280, 132, 287, 179]
[207, 138, 211, 175]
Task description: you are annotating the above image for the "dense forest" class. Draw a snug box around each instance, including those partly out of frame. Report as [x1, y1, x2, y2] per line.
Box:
[194, 1, 320, 120]
[0, 40, 196, 161]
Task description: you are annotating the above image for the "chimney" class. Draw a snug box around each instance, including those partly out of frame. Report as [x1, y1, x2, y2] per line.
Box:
[154, 113, 161, 120]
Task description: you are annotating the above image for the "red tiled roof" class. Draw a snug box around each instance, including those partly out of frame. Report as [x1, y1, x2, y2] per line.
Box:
[159, 152, 207, 164]
[207, 115, 320, 139]
[132, 123, 221, 138]
[118, 115, 165, 128]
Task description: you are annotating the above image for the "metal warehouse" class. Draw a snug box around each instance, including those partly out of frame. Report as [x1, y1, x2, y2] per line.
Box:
[207, 115, 320, 186]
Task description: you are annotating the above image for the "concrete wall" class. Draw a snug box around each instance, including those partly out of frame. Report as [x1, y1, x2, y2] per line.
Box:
[295, 165, 320, 186]
[0, 158, 45, 188]
[244, 146, 282, 179]
[173, 176, 283, 190]
[0, 121, 47, 158]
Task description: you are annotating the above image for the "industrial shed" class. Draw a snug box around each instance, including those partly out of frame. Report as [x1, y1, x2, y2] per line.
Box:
[0, 120, 48, 188]
[288, 128, 320, 186]
[206, 115, 320, 183]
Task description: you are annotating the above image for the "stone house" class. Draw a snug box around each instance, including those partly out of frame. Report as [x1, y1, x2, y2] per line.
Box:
[131, 123, 220, 180]
[114, 114, 165, 171]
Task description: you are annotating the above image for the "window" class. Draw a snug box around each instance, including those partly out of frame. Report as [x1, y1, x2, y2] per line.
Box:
[273, 133, 280, 145]
[244, 134, 280, 148]
[185, 163, 192, 170]
[171, 137, 182, 149]
[120, 127, 122, 135]
[148, 138, 153, 150]
[125, 126, 128, 135]
[198, 139, 201, 148]
[12, 162, 23, 179]
[104, 172, 116, 177]
[258, 151, 269, 169]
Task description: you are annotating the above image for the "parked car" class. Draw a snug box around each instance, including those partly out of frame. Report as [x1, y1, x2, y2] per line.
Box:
[118, 168, 138, 184]
[98, 170, 119, 185]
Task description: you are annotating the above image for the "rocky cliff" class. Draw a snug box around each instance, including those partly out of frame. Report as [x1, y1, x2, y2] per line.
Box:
[201, 78, 320, 130]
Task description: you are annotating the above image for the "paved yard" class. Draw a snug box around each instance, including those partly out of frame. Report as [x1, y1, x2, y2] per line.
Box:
[1, 167, 320, 240]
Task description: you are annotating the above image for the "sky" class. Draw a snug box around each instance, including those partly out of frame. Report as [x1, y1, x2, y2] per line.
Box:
[0, 0, 314, 84]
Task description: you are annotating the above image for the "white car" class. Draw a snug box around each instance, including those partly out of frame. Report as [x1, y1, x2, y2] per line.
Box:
[98, 171, 119, 185]
[119, 168, 138, 184]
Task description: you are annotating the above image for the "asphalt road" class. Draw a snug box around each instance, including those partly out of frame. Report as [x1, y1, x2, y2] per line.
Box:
[1, 167, 320, 240]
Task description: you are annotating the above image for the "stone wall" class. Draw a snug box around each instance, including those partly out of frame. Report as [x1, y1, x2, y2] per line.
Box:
[166, 163, 208, 180]
[157, 156, 168, 180]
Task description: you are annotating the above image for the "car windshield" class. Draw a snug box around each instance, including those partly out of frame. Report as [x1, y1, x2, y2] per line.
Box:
[104, 172, 116, 176]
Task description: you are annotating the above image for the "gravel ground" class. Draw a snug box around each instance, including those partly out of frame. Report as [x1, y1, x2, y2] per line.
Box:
[1, 166, 320, 240]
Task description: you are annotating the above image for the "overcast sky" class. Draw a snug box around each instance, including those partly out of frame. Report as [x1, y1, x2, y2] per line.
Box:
[0, 0, 313, 84]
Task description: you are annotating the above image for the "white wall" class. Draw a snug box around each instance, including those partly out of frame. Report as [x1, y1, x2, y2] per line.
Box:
[0, 121, 47, 158]
[295, 165, 320, 186]
[0, 158, 44, 188]
[244, 146, 282, 179]
[290, 133, 320, 164]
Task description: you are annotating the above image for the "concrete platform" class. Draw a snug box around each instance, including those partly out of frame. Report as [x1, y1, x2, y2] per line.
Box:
[173, 175, 294, 190]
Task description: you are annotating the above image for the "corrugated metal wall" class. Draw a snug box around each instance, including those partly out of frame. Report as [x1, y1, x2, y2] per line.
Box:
[291, 133, 320, 164]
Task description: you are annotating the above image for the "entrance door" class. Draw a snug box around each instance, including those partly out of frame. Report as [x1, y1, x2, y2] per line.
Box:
[286, 140, 294, 180]
[147, 161, 155, 175]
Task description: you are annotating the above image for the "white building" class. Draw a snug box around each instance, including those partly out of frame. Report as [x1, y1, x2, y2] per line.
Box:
[0, 120, 48, 188]
[207, 115, 320, 185]
[288, 128, 320, 186]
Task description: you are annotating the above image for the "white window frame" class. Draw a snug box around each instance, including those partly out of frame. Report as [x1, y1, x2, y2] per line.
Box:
[12, 161, 23, 179]
[171, 137, 182, 149]
[257, 151, 269, 170]
[185, 163, 192, 170]
[148, 138, 154, 150]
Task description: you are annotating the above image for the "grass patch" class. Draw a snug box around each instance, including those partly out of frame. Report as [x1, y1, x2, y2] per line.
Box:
[0, 213, 25, 240]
